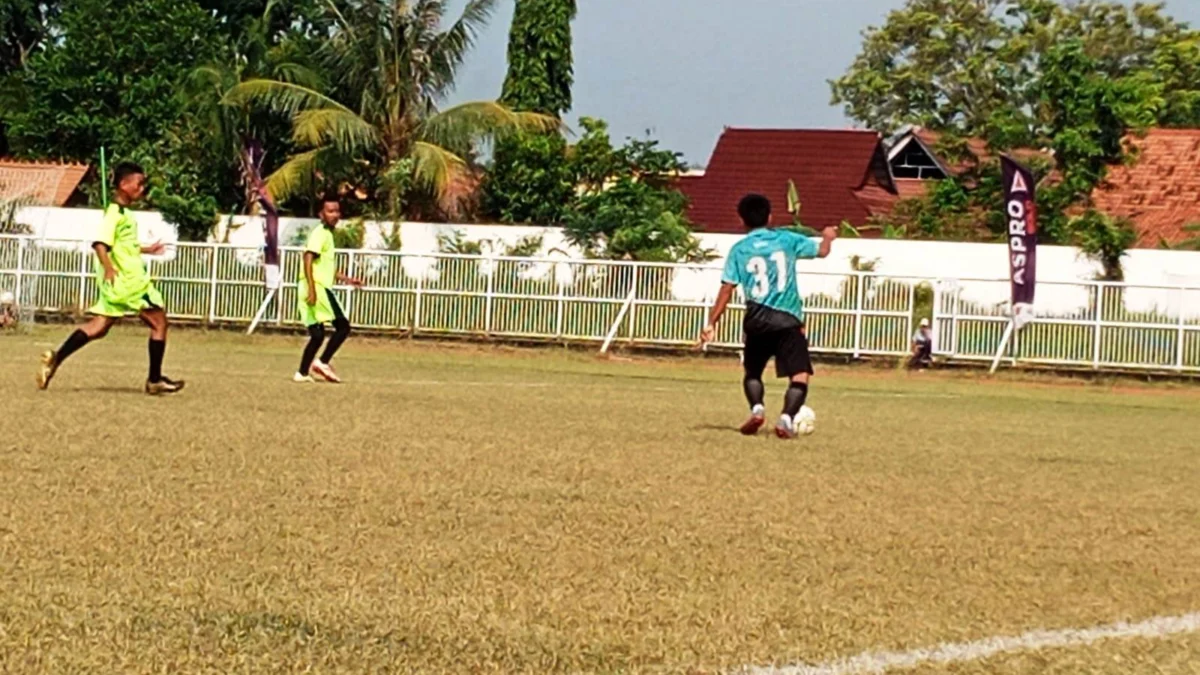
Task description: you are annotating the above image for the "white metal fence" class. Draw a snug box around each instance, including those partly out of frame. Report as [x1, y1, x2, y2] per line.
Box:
[2, 235, 1198, 374]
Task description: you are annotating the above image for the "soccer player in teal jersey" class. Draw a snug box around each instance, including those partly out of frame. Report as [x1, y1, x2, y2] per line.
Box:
[700, 194, 836, 438]
[36, 162, 184, 395]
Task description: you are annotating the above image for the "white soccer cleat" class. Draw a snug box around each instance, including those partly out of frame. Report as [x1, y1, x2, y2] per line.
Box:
[310, 360, 342, 383]
[774, 414, 797, 440]
[740, 404, 767, 435]
[293, 372, 315, 383]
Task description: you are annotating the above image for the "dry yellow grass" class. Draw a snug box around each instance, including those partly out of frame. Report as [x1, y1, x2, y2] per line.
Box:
[1, 326, 1198, 674]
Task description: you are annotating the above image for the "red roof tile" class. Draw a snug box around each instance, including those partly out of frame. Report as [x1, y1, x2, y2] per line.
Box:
[909, 127, 1053, 176]
[1091, 129, 1200, 247]
[894, 178, 930, 200]
[679, 128, 898, 233]
[0, 159, 89, 206]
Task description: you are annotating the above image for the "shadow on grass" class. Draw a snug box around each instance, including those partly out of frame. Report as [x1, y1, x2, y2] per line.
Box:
[691, 423, 745, 434]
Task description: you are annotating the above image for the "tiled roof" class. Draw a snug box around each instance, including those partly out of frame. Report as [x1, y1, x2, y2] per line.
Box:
[894, 178, 931, 200]
[678, 128, 898, 233]
[907, 127, 1053, 176]
[1091, 129, 1200, 247]
[0, 159, 89, 206]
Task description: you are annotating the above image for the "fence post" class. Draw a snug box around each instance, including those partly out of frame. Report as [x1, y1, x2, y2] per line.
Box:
[344, 250, 356, 320]
[275, 248, 285, 327]
[78, 243, 89, 314]
[484, 254, 495, 336]
[906, 282, 916, 357]
[555, 266, 566, 339]
[207, 244, 220, 325]
[413, 255, 423, 335]
[14, 237, 24, 311]
[852, 272, 865, 358]
[951, 283, 961, 359]
[627, 264, 640, 346]
[1177, 286, 1187, 372]
[931, 279, 941, 355]
[1092, 283, 1104, 369]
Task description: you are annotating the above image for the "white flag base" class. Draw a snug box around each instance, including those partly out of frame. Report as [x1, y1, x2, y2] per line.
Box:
[989, 320, 1016, 374]
[247, 265, 282, 336]
[989, 306, 1036, 374]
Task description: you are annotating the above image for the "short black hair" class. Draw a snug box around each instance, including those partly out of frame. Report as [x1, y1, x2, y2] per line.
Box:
[319, 195, 340, 210]
[737, 193, 771, 229]
[113, 162, 145, 187]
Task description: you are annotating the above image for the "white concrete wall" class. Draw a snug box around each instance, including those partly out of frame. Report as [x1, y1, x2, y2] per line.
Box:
[14, 206, 1200, 317]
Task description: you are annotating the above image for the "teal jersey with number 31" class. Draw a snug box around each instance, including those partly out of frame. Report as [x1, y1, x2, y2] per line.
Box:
[722, 228, 820, 322]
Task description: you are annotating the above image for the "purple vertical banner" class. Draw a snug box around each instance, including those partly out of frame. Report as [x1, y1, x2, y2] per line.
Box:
[243, 140, 281, 289]
[1001, 156, 1037, 328]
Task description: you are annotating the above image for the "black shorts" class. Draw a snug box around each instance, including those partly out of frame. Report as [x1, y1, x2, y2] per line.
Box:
[744, 327, 813, 379]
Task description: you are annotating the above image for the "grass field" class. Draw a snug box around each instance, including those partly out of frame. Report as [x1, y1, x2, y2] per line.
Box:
[2, 326, 1198, 674]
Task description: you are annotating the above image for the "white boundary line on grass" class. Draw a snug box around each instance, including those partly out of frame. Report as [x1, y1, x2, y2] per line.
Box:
[741, 611, 1200, 675]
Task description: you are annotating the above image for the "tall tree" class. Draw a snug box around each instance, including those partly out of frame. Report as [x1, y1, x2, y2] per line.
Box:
[225, 0, 555, 218]
[485, 0, 577, 225]
[0, 0, 59, 154]
[188, 0, 321, 212]
[6, 0, 226, 239]
[7, 0, 220, 161]
[830, 0, 1197, 140]
[500, 0, 576, 116]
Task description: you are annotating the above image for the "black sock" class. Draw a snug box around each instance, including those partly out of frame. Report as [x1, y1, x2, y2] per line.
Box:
[148, 339, 165, 383]
[299, 324, 325, 375]
[55, 329, 90, 364]
[743, 376, 765, 411]
[320, 319, 350, 364]
[784, 382, 809, 418]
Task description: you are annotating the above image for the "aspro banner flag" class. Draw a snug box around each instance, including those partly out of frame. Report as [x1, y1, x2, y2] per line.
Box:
[1001, 156, 1037, 328]
[243, 140, 281, 290]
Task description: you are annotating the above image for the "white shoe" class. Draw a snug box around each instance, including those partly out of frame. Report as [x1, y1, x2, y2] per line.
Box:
[310, 360, 342, 383]
[774, 414, 797, 439]
[293, 372, 315, 383]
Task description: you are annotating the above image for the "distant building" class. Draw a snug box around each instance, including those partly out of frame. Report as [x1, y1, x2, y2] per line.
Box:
[885, 126, 1200, 248]
[676, 128, 899, 234]
[0, 159, 90, 206]
[1091, 129, 1200, 248]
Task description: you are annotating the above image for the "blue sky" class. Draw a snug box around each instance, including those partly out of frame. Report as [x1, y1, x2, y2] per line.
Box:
[449, 0, 1200, 165]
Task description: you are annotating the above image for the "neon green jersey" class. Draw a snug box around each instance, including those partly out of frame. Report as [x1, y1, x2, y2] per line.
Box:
[93, 203, 153, 291]
[300, 226, 336, 288]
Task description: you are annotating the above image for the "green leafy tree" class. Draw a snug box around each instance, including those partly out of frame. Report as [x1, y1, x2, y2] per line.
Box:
[224, 0, 556, 219]
[1034, 39, 1162, 244]
[483, 131, 574, 224]
[6, 0, 225, 239]
[0, 0, 58, 154]
[830, 0, 1029, 140]
[7, 0, 220, 161]
[831, 0, 1195, 141]
[188, 0, 321, 213]
[1072, 209, 1138, 281]
[563, 118, 711, 263]
[484, 0, 577, 224]
[1150, 32, 1200, 127]
[500, 0, 576, 117]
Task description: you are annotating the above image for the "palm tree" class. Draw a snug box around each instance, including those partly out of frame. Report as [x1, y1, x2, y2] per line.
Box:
[224, 0, 558, 217]
[188, 0, 321, 212]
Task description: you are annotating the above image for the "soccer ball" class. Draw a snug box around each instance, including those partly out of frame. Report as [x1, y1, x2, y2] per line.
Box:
[795, 406, 816, 436]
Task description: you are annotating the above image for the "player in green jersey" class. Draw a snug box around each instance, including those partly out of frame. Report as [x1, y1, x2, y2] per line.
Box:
[36, 162, 184, 395]
[294, 197, 363, 383]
